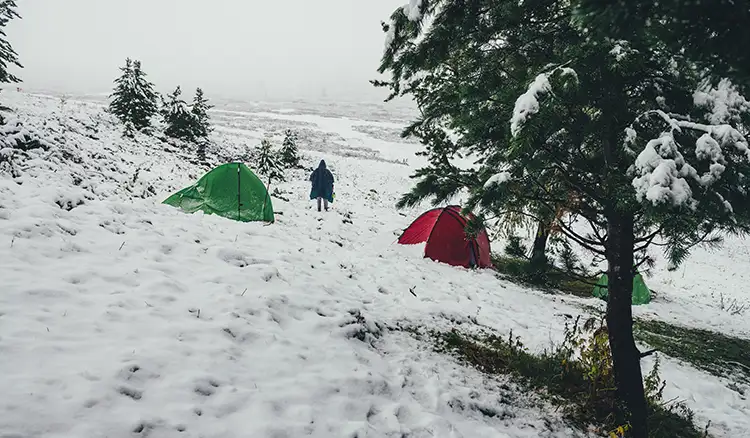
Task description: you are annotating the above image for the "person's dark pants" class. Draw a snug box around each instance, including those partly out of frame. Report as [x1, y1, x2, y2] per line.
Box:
[317, 197, 329, 211]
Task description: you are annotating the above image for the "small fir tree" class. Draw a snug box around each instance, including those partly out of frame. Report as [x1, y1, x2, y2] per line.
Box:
[123, 121, 135, 139]
[109, 58, 133, 118]
[280, 129, 301, 168]
[196, 139, 208, 164]
[255, 138, 285, 183]
[109, 58, 158, 132]
[161, 86, 196, 141]
[190, 88, 213, 139]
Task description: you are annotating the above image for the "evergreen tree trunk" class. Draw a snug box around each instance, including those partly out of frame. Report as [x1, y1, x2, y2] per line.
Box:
[530, 220, 549, 264]
[605, 212, 648, 438]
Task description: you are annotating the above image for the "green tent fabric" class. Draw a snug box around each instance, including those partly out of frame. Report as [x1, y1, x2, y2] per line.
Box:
[592, 273, 651, 305]
[163, 162, 274, 223]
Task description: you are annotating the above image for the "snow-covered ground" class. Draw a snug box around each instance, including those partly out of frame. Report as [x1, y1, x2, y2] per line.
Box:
[0, 91, 748, 437]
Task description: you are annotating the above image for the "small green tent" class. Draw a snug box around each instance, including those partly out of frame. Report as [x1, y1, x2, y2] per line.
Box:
[163, 162, 274, 223]
[592, 273, 651, 305]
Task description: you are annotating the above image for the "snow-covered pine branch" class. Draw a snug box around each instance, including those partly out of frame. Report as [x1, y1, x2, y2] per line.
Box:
[484, 171, 511, 188]
[630, 108, 750, 214]
[511, 66, 578, 138]
[403, 0, 424, 22]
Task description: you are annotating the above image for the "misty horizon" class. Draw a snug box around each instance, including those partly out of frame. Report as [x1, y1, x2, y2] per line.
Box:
[6, 0, 408, 103]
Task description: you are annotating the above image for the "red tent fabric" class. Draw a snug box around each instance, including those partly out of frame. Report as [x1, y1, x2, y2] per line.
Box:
[398, 206, 492, 269]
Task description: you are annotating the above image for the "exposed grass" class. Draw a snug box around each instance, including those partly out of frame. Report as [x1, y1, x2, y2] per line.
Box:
[406, 322, 708, 438]
[492, 254, 595, 298]
[574, 306, 750, 393]
[634, 319, 750, 391]
[493, 255, 750, 390]
[575, 300, 750, 391]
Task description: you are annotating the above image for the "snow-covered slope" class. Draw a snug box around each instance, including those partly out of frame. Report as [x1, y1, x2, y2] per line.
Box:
[0, 91, 748, 437]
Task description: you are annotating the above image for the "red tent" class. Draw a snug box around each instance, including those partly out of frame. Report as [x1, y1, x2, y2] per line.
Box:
[398, 205, 492, 268]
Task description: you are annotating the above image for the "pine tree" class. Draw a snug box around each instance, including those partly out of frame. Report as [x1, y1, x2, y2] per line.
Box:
[109, 58, 133, 124]
[255, 138, 285, 183]
[161, 86, 196, 142]
[0, 0, 21, 85]
[130, 61, 158, 130]
[190, 87, 213, 139]
[280, 129, 301, 168]
[572, 0, 750, 93]
[109, 58, 158, 132]
[378, 1, 750, 436]
[0, 0, 21, 122]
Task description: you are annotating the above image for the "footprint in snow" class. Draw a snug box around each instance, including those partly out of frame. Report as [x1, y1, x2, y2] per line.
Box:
[194, 378, 220, 397]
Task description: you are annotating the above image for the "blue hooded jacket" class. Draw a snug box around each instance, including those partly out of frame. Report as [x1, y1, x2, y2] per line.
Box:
[310, 160, 334, 202]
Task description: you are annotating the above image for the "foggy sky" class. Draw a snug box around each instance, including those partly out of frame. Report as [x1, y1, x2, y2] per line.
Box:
[7, 0, 405, 102]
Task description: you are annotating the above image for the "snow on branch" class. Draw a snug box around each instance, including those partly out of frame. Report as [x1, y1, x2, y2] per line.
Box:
[694, 78, 750, 125]
[384, 20, 398, 51]
[484, 171, 511, 188]
[511, 73, 551, 137]
[403, 0, 423, 22]
[674, 120, 750, 160]
[511, 66, 577, 138]
[632, 133, 698, 209]
[383, 0, 424, 53]
[631, 110, 750, 213]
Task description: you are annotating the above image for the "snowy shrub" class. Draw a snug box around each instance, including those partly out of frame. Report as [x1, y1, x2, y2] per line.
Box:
[339, 309, 384, 346]
[0, 116, 51, 152]
[0, 115, 53, 176]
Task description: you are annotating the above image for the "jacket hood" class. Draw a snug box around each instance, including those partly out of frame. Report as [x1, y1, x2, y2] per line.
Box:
[318, 160, 327, 169]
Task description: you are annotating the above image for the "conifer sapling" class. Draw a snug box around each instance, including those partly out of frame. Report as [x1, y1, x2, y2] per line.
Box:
[191, 88, 213, 139]
[109, 58, 158, 133]
[280, 129, 301, 168]
[161, 86, 196, 142]
[255, 138, 285, 183]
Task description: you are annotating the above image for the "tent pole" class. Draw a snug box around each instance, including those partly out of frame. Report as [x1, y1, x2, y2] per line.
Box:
[262, 174, 272, 223]
[237, 163, 241, 221]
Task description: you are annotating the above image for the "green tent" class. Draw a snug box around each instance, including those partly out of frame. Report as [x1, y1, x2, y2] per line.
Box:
[163, 162, 274, 223]
[592, 273, 651, 305]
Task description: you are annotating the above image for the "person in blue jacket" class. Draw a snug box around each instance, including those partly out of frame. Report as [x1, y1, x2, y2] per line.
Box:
[309, 159, 334, 211]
